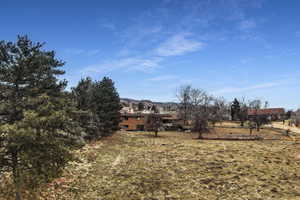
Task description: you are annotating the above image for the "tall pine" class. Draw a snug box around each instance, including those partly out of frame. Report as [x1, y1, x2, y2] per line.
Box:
[91, 77, 121, 137]
[71, 77, 98, 140]
[0, 36, 79, 200]
[231, 98, 240, 121]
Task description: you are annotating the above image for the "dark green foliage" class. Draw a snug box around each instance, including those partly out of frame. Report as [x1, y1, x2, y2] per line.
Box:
[72, 77, 93, 111]
[151, 105, 159, 113]
[71, 77, 98, 140]
[72, 76, 121, 139]
[0, 36, 80, 199]
[138, 102, 145, 111]
[231, 98, 240, 121]
[0, 95, 78, 185]
[91, 77, 121, 137]
[285, 110, 292, 120]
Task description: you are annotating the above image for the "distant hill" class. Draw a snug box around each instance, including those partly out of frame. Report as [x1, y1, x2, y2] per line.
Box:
[120, 98, 178, 113]
[121, 98, 177, 105]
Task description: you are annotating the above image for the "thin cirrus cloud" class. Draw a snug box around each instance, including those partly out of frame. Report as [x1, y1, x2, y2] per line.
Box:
[214, 82, 280, 94]
[100, 22, 116, 31]
[154, 33, 204, 57]
[82, 33, 204, 74]
[238, 19, 257, 31]
[147, 75, 179, 81]
[82, 57, 162, 74]
[80, 0, 264, 75]
[64, 48, 101, 56]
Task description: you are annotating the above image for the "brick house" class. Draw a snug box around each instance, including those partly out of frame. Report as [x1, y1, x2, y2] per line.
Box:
[248, 108, 285, 121]
[120, 113, 146, 131]
[119, 113, 180, 131]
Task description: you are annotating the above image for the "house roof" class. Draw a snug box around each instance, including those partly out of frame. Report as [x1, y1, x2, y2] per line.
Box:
[121, 113, 175, 118]
[247, 108, 285, 116]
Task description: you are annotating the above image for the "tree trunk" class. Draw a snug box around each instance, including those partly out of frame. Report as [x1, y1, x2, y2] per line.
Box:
[250, 128, 253, 135]
[12, 152, 22, 200]
[241, 121, 244, 127]
[198, 131, 203, 139]
[155, 131, 158, 137]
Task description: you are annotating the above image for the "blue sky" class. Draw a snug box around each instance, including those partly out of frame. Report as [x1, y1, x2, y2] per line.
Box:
[1, 0, 300, 109]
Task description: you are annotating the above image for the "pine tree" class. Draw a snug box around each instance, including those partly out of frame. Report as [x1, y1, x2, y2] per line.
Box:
[0, 36, 79, 200]
[138, 102, 145, 111]
[231, 98, 240, 121]
[91, 77, 121, 137]
[71, 77, 98, 140]
[72, 77, 93, 111]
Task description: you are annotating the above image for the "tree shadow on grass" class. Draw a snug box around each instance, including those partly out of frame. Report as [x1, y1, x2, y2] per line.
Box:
[139, 133, 168, 139]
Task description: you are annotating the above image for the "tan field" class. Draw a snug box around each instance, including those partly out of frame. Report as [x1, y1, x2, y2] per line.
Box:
[1, 127, 300, 200]
[271, 121, 300, 134]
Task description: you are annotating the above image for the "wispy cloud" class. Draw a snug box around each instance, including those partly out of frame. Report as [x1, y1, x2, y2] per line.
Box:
[82, 0, 266, 75]
[98, 18, 117, 32]
[64, 48, 100, 56]
[82, 57, 162, 74]
[240, 58, 253, 64]
[239, 19, 257, 31]
[100, 22, 116, 31]
[155, 33, 204, 57]
[147, 75, 178, 81]
[214, 82, 280, 94]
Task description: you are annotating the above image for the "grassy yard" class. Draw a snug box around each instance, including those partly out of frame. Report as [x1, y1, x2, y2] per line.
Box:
[1, 128, 300, 200]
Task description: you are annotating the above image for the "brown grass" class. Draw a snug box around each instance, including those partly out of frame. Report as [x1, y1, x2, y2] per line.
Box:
[1, 127, 300, 200]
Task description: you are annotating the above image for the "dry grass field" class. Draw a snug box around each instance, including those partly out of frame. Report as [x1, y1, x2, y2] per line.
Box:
[271, 121, 300, 134]
[1, 127, 300, 200]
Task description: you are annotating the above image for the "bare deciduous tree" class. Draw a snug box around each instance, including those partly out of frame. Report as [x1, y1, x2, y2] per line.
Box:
[189, 88, 213, 139]
[249, 114, 270, 132]
[248, 99, 262, 109]
[291, 109, 300, 127]
[248, 98, 269, 131]
[193, 112, 210, 139]
[177, 85, 230, 139]
[145, 114, 163, 137]
[176, 85, 192, 126]
[211, 97, 229, 126]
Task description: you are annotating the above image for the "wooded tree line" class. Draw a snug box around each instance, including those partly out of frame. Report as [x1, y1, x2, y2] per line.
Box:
[230, 98, 273, 132]
[0, 36, 121, 200]
[177, 85, 228, 138]
[177, 86, 278, 138]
